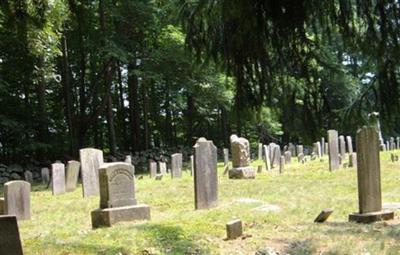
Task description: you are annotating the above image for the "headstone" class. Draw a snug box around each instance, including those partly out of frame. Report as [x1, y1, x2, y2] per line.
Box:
[328, 130, 340, 171]
[0, 216, 24, 255]
[226, 219, 242, 240]
[51, 163, 66, 195]
[223, 148, 229, 166]
[349, 152, 357, 169]
[155, 174, 163, 180]
[263, 145, 271, 171]
[41, 167, 50, 185]
[190, 155, 194, 176]
[288, 143, 296, 156]
[3, 181, 30, 220]
[296, 145, 303, 156]
[349, 126, 394, 223]
[313, 142, 321, 158]
[346, 136, 353, 154]
[324, 142, 329, 155]
[284, 151, 291, 164]
[148, 161, 157, 178]
[124, 155, 132, 164]
[390, 137, 396, 150]
[339, 135, 346, 159]
[257, 165, 263, 173]
[24, 171, 33, 183]
[80, 148, 104, 197]
[65, 160, 80, 192]
[170, 153, 183, 178]
[321, 137, 325, 156]
[386, 140, 390, 151]
[271, 145, 281, 167]
[91, 162, 150, 228]
[397, 137, 400, 149]
[158, 162, 167, 175]
[258, 143, 263, 160]
[314, 209, 333, 223]
[298, 153, 304, 163]
[279, 156, 285, 174]
[228, 135, 255, 179]
[193, 138, 218, 210]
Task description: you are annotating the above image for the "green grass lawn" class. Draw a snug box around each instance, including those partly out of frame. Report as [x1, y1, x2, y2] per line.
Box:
[7, 151, 400, 254]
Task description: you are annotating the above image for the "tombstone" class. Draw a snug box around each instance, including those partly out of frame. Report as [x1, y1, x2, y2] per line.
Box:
[386, 140, 390, 151]
[226, 219, 242, 240]
[228, 135, 255, 179]
[314, 209, 333, 223]
[91, 162, 150, 228]
[324, 142, 329, 155]
[24, 171, 33, 183]
[313, 142, 321, 158]
[41, 167, 50, 185]
[346, 136, 353, 154]
[390, 137, 396, 150]
[321, 137, 325, 156]
[288, 143, 296, 156]
[284, 151, 291, 164]
[190, 155, 194, 176]
[271, 145, 281, 167]
[348, 126, 394, 223]
[279, 156, 285, 174]
[397, 137, 400, 150]
[124, 155, 132, 164]
[223, 148, 229, 166]
[328, 130, 340, 171]
[257, 165, 263, 173]
[0, 216, 24, 255]
[339, 135, 346, 159]
[148, 161, 157, 178]
[263, 145, 271, 171]
[258, 143, 263, 160]
[155, 174, 163, 180]
[297, 153, 304, 163]
[65, 160, 80, 192]
[79, 148, 104, 197]
[170, 153, 183, 178]
[158, 162, 167, 175]
[3, 181, 30, 220]
[51, 163, 66, 195]
[296, 145, 304, 156]
[193, 138, 218, 210]
[349, 153, 357, 169]
[380, 143, 386, 151]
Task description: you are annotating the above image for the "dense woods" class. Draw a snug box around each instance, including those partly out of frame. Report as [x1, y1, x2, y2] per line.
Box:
[1, 0, 400, 163]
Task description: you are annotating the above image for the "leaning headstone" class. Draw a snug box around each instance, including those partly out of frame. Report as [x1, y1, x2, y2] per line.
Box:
[339, 135, 346, 159]
[258, 143, 263, 160]
[349, 153, 357, 169]
[271, 145, 281, 167]
[91, 162, 150, 228]
[3, 181, 30, 220]
[51, 163, 66, 195]
[346, 136, 353, 154]
[158, 162, 167, 175]
[80, 148, 104, 197]
[279, 156, 285, 174]
[223, 148, 229, 166]
[65, 160, 80, 192]
[328, 130, 340, 171]
[228, 135, 255, 179]
[194, 138, 218, 210]
[348, 126, 394, 223]
[284, 151, 292, 164]
[0, 216, 24, 255]
[148, 161, 157, 178]
[24, 171, 33, 183]
[170, 153, 183, 178]
[41, 167, 50, 185]
[314, 209, 333, 223]
[226, 219, 243, 240]
[263, 145, 271, 171]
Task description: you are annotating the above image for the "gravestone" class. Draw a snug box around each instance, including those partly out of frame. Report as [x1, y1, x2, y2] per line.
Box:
[397, 137, 400, 149]
[41, 167, 50, 185]
[258, 143, 263, 160]
[228, 135, 255, 179]
[386, 140, 390, 151]
[346, 136, 353, 154]
[124, 155, 132, 164]
[263, 145, 271, 171]
[321, 137, 325, 156]
[65, 160, 80, 192]
[313, 142, 321, 158]
[271, 145, 281, 167]
[91, 162, 150, 228]
[3, 181, 30, 220]
[298, 153, 304, 163]
[314, 209, 333, 223]
[390, 137, 396, 150]
[223, 148, 229, 166]
[194, 138, 218, 210]
[349, 126, 394, 223]
[226, 219, 242, 240]
[51, 163, 66, 195]
[284, 151, 291, 164]
[279, 156, 285, 174]
[170, 153, 183, 178]
[24, 171, 33, 183]
[324, 142, 329, 155]
[190, 155, 194, 176]
[0, 216, 24, 255]
[296, 145, 303, 156]
[149, 161, 157, 178]
[80, 148, 104, 197]
[288, 143, 296, 156]
[349, 153, 357, 168]
[328, 130, 340, 171]
[339, 135, 346, 159]
[257, 165, 263, 173]
[158, 162, 167, 175]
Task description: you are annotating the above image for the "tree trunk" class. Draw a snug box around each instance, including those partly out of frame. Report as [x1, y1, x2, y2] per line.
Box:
[128, 61, 140, 152]
[142, 81, 150, 150]
[117, 63, 128, 151]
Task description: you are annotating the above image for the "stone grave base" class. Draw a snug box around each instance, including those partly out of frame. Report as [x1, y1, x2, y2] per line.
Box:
[91, 204, 151, 229]
[349, 210, 394, 223]
[228, 167, 255, 179]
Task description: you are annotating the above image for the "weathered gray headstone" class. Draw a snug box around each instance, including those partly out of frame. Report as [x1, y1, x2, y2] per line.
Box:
[24, 171, 33, 184]
[328, 130, 340, 171]
[346, 136, 353, 154]
[325, 142, 329, 155]
[339, 135, 346, 159]
[349, 152, 357, 169]
[386, 140, 390, 151]
[271, 145, 281, 167]
[0, 215, 24, 255]
[51, 163, 66, 195]
[349, 126, 394, 223]
[397, 137, 400, 150]
[170, 153, 183, 178]
[80, 148, 104, 197]
[91, 162, 150, 228]
[314, 209, 333, 223]
[124, 155, 132, 164]
[223, 148, 229, 166]
[296, 145, 304, 156]
[263, 145, 271, 171]
[228, 135, 255, 179]
[190, 155, 194, 176]
[65, 160, 80, 192]
[41, 167, 50, 185]
[321, 137, 325, 156]
[298, 153, 304, 163]
[279, 156, 285, 174]
[194, 138, 218, 210]
[284, 151, 291, 164]
[288, 143, 296, 156]
[4, 181, 30, 220]
[257, 165, 263, 173]
[226, 219, 242, 240]
[258, 143, 263, 160]
[149, 161, 157, 178]
[158, 162, 167, 175]
[313, 142, 321, 158]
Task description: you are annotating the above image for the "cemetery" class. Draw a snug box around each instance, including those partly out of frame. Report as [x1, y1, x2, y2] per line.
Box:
[2, 1, 400, 254]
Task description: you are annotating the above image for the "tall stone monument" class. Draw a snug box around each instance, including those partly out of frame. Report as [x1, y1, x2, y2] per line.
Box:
[328, 130, 340, 171]
[228, 135, 255, 179]
[170, 153, 183, 178]
[80, 148, 104, 197]
[51, 163, 66, 195]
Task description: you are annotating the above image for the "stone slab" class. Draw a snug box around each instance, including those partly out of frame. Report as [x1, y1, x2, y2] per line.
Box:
[349, 210, 394, 223]
[80, 148, 104, 197]
[66, 160, 80, 192]
[51, 163, 66, 195]
[228, 167, 255, 179]
[4, 181, 30, 220]
[226, 219, 243, 240]
[0, 215, 24, 255]
[314, 209, 333, 223]
[91, 204, 150, 228]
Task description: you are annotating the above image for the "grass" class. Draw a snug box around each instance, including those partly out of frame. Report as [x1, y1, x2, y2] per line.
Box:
[5, 151, 400, 254]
